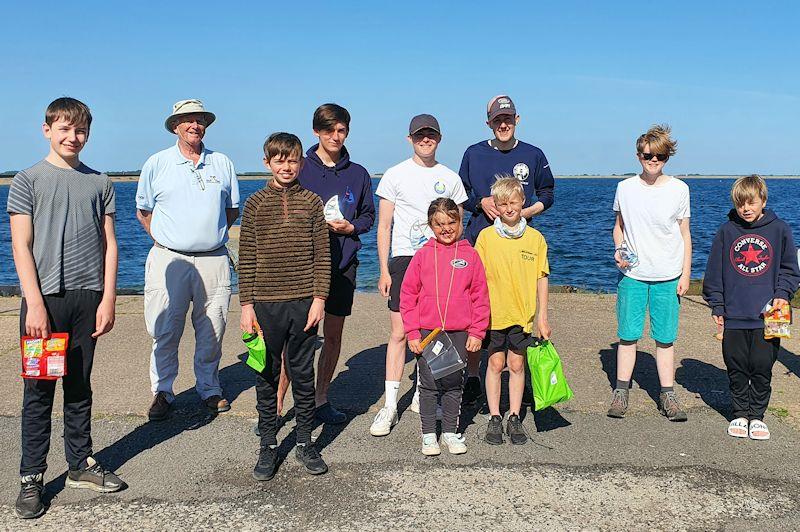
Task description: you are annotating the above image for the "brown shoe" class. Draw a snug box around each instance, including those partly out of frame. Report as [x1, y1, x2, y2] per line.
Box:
[148, 391, 172, 421]
[205, 395, 230, 413]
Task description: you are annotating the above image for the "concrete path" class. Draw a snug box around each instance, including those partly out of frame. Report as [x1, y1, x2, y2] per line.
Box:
[1, 293, 799, 530]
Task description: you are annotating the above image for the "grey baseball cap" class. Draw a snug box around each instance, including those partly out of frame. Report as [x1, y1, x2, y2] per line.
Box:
[487, 95, 516, 121]
[408, 114, 441, 135]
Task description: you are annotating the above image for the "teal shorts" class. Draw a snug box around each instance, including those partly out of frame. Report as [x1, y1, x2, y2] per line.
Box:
[616, 275, 681, 344]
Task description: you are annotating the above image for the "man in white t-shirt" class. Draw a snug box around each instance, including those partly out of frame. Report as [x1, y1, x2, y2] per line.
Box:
[608, 124, 692, 422]
[370, 114, 468, 436]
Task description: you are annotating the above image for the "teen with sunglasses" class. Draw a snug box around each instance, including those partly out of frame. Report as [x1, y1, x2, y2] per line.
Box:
[608, 124, 692, 422]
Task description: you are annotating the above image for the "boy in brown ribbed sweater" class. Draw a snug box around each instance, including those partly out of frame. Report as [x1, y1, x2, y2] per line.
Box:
[239, 132, 331, 480]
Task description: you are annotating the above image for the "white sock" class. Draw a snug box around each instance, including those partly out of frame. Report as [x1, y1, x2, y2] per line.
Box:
[385, 380, 401, 410]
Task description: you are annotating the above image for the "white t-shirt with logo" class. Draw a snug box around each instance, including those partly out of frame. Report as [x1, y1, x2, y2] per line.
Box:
[376, 158, 468, 257]
[612, 175, 691, 281]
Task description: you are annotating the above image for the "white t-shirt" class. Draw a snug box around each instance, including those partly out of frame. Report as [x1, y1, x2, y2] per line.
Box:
[376, 158, 468, 257]
[613, 175, 691, 281]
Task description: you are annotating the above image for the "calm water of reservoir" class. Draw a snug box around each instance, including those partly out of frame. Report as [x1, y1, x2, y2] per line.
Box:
[2, 178, 798, 293]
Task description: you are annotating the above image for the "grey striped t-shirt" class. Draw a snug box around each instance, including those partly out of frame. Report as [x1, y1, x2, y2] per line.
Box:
[6, 160, 116, 295]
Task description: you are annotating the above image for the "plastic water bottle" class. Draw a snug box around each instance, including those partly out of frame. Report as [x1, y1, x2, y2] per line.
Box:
[617, 241, 639, 269]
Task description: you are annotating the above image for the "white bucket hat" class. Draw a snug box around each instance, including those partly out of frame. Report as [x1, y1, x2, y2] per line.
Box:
[165, 99, 216, 133]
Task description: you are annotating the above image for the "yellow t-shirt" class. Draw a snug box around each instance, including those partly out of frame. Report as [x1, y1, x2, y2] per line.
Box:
[474, 226, 549, 333]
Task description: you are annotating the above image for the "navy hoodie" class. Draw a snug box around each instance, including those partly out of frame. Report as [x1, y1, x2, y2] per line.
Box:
[298, 144, 375, 271]
[703, 208, 799, 329]
[459, 140, 555, 244]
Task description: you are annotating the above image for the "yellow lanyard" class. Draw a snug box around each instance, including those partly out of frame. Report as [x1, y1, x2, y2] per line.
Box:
[433, 240, 459, 330]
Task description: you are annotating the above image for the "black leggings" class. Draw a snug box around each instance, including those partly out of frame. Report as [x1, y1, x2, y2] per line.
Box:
[722, 328, 779, 420]
[417, 330, 467, 434]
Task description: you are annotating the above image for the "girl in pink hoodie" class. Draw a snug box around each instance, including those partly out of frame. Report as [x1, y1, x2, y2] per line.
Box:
[400, 198, 490, 456]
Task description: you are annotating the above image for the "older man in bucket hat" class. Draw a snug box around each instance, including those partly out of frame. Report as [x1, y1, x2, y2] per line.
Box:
[136, 99, 240, 420]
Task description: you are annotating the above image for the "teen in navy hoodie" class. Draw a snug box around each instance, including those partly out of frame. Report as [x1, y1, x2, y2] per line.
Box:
[703, 175, 799, 440]
[459, 95, 555, 246]
[275, 104, 375, 425]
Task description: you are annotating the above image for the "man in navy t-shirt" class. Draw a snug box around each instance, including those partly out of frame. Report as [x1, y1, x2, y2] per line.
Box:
[459, 95, 555, 245]
[458, 95, 555, 404]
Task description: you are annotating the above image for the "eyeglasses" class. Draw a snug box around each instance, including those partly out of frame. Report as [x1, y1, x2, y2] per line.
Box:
[640, 152, 668, 162]
[189, 166, 205, 190]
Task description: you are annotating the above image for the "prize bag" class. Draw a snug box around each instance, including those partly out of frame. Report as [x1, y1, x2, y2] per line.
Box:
[242, 323, 267, 373]
[764, 303, 792, 340]
[526, 339, 573, 411]
[21, 333, 69, 380]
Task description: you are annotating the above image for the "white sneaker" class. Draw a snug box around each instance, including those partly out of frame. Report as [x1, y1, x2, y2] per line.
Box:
[441, 432, 467, 455]
[370, 407, 398, 437]
[410, 391, 420, 414]
[421, 433, 440, 456]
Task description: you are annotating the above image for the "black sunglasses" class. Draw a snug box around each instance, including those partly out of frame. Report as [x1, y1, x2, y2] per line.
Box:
[640, 152, 668, 162]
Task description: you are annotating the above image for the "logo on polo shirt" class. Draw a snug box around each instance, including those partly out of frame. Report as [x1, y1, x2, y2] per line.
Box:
[513, 163, 529, 184]
[730, 234, 772, 277]
[434, 181, 446, 194]
[451, 258, 468, 268]
[205, 175, 220, 184]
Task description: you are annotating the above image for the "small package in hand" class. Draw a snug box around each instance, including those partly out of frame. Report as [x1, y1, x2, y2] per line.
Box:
[21, 333, 69, 379]
[323, 195, 344, 222]
[764, 303, 792, 340]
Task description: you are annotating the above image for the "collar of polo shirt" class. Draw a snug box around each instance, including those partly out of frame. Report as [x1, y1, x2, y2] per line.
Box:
[173, 141, 208, 167]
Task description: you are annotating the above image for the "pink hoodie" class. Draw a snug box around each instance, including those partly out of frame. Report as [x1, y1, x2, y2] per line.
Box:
[400, 238, 490, 342]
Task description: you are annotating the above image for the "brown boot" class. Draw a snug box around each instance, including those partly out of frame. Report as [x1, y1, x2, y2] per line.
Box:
[148, 391, 172, 421]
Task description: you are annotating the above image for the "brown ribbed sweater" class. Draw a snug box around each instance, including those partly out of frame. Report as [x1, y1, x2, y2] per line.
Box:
[238, 181, 330, 304]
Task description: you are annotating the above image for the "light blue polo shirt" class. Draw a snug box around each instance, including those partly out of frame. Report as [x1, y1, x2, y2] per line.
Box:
[136, 143, 240, 252]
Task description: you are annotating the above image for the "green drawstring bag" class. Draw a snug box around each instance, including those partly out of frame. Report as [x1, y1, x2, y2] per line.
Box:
[526, 339, 573, 411]
[242, 331, 267, 373]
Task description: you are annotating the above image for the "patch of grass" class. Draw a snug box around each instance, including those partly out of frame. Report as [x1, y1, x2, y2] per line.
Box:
[768, 406, 790, 419]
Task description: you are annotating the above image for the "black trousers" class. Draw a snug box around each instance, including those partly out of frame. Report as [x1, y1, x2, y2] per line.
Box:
[418, 330, 467, 434]
[253, 299, 318, 446]
[20, 290, 102, 476]
[722, 328, 780, 420]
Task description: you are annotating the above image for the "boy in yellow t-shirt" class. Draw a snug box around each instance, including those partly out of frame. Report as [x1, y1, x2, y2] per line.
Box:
[475, 176, 551, 445]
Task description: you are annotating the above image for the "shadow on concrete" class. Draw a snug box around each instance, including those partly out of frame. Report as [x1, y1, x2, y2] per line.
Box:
[777, 346, 800, 380]
[311, 344, 393, 452]
[599, 343, 661, 406]
[675, 358, 731, 420]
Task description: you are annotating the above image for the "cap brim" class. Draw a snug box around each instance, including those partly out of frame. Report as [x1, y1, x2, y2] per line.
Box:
[487, 110, 516, 122]
[409, 126, 441, 135]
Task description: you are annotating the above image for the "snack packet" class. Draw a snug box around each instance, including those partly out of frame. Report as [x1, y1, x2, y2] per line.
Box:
[21, 333, 69, 379]
[764, 303, 791, 340]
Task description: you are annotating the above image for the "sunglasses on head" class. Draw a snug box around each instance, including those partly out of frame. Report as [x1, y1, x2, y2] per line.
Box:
[640, 152, 668, 162]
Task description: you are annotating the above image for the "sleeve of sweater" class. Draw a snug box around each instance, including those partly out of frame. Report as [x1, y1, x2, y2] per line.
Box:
[775, 223, 800, 301]
[468, 250, 491, 339]
[400, 252, 424, 341]
[238, 195, 258, 305]
[702, 227, 725, 316]
[312, 195, 331, 299]
[459, 150, 480, 214]
[351, 171, 376, 235]
[534, 151, 555, 212]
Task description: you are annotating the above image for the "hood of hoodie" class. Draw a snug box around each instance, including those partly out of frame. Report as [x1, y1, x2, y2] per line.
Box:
[727, 208, 777, 229]
[304, 144, 352, 174]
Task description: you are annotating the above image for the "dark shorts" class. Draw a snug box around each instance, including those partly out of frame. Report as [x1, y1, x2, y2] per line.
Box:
[388, 256, 413, 312]
[483, 325, 531, 355]
[325, 260, 358, 317]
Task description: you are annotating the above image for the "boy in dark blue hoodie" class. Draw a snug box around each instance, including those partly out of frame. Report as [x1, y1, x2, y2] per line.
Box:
[275, 104, 375, 424]
[703, 175, 799, 441]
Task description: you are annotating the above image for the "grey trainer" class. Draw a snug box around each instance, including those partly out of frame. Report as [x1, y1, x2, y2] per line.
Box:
[660, 391, 688, 422]
[607, 388, 629, 418]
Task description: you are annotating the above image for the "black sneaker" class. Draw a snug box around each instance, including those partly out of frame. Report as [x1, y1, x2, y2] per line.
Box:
[485, 415, 504, 445]
[15, 474, 45, 519]
[315, 402, 347, 424]
[463, 376, 482, 406]
[295, 443, 328, 475]
[148, 391, 172, 421]
[252, 444, 278, 481]
[66, 457, 123, 493]
[506, 414, 528, 445]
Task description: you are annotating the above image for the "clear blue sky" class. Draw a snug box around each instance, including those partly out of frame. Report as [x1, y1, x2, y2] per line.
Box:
[2, 1, 798, 175]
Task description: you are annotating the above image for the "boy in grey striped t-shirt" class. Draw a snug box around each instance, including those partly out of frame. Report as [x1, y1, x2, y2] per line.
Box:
[7, 97, 123, 520]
